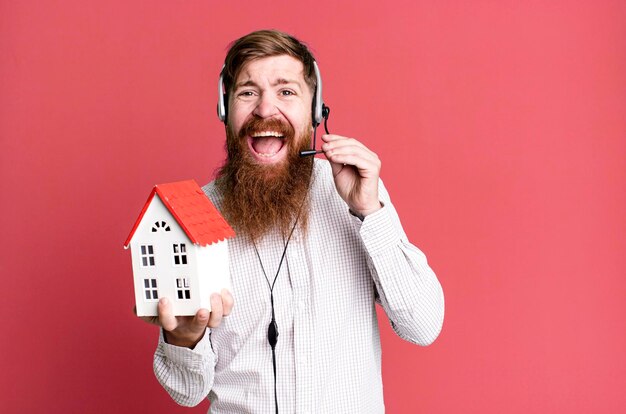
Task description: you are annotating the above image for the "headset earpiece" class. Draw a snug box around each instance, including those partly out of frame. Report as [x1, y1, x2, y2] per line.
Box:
[312, 61, 323, 127]
[300, 61, 330, 157]
[217, 65, 227, 124]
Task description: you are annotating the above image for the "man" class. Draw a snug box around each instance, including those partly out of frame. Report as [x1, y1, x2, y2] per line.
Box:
[143, 30, 444, 413]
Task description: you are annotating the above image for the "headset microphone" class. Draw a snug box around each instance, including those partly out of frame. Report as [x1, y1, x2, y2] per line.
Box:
[299, 104, 330, 157]
[299, 61, 330, 157]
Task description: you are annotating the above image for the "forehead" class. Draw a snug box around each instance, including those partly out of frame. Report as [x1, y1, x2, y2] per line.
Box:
[236, 55, 306, 85]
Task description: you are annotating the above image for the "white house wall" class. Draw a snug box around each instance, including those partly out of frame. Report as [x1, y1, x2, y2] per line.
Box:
[196, 240, 231, 302]
[130, 195, 205, 316]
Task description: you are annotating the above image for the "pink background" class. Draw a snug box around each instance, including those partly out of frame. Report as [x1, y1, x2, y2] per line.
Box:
[1, 1, 625, 412]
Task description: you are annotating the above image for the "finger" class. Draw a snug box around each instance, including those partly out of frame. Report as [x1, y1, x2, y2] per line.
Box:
[321, 137, 379, 176]
[328, 159, 344, 177]
[191, 308, 210, 331]
[321, 135, 374, 156]
[321, 134, 375, 155]
[320, 133, 340, 142]
[326, 152, 380, 177]
[321, 134, 360, 144]
[208, 293, 224, 328]
[158, 298, 178, 332]
[324, 144, 379, 165]
[221, 289, 234, 316]
[321, 135, 367, 149]
[320, 136, 358, 176]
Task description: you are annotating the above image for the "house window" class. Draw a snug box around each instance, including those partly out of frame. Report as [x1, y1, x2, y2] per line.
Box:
[140, 245, 155, 266]
[173, 243, 187, 265]
[143, 278, 158, 300]
[176, 278, 191, 300]
[152, 221, 171, 232]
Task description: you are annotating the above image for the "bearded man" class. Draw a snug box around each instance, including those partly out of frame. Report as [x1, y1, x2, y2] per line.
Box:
[144, 30, 444, 413]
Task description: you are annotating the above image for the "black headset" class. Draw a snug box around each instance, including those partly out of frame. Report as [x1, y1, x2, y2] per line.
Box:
[217, 61, 330, 157]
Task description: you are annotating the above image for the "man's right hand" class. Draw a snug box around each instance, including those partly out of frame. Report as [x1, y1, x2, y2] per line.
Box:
[138, 288, 234, 349]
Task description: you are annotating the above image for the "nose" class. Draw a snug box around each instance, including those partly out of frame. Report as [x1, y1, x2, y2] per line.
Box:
[252, 93, 279, 119]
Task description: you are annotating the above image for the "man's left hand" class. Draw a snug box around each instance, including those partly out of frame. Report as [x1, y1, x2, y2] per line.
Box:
[321, 134, 382, 217]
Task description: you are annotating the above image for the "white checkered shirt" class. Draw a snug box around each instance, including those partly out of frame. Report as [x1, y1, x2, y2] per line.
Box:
[153, 159, 444, 413]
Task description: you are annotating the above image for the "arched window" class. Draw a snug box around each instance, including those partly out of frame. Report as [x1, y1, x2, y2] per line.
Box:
[152, 220, 171, 232]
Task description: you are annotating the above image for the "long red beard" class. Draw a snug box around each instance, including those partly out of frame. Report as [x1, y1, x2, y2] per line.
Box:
[216, 117, 313, 242]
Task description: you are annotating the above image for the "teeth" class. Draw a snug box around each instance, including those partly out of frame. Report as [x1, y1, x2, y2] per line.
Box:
[258, 152, 278, 157]
[252, 131, 283, 138]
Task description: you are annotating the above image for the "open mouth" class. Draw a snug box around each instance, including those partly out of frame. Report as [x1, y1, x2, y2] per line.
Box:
[249, 131, 286, 158]
[240, 117, 294, 163]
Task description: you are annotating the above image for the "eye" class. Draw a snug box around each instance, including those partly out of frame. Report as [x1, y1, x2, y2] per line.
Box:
[238, 90, 255, 97]
[280, 89, 296, 96]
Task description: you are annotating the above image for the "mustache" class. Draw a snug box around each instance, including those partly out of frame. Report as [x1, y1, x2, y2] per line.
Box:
[239, 117, 295, 140]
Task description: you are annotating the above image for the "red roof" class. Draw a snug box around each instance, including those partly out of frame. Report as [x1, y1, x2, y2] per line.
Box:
[124, 179, 235, 248]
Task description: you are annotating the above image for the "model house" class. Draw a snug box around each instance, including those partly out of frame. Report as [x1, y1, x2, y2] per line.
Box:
[124, 179, 235, 316]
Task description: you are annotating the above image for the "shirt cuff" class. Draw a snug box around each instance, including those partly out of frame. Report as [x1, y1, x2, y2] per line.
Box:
[158, 328, 212, 368]
[357, 203, 402, 256]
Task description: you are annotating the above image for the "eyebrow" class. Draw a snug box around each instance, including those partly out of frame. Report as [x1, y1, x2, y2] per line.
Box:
[234, 78, 303, 91]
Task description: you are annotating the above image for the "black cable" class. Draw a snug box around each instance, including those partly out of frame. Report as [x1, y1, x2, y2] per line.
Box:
[322, 104, 330, 134]
[252, 187, 307, 414]
[269, 293, 279, 414]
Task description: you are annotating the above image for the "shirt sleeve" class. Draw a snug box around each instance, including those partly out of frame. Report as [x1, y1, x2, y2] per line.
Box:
[153, 328, 216, 407]
[353, 180, 445, 346]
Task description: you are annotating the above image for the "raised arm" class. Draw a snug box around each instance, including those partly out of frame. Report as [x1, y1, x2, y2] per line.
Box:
[321, 133, 444, 345]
